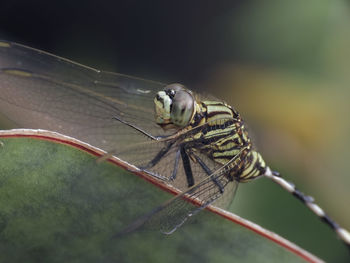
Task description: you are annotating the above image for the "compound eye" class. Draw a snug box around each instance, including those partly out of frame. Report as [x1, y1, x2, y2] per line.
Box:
[170, 89, 194, 127]
[154, 83, 195, 129]
[165, 83, 186, 93]
[165, 88, 176, 99]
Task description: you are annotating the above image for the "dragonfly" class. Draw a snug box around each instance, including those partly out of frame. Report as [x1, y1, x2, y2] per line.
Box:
[0, 40, 349, 249]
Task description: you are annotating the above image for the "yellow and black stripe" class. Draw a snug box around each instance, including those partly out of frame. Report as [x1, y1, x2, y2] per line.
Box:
[185, 100, 266, 183]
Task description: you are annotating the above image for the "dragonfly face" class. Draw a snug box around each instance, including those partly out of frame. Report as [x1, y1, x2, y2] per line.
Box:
[154, 83, 196, 130]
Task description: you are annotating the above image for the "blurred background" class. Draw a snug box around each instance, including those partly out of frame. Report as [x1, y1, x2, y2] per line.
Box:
[0, 0, 349, 261]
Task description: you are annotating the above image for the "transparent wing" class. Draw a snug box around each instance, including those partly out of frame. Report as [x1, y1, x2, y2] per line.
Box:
[0, 41, 240, 193]
[156, 176, 238, 234]
[154, 149, 244, 234]
[0, 41, 245, 235]
[118, 149, 245, 236]
[0, 40, 170, 152]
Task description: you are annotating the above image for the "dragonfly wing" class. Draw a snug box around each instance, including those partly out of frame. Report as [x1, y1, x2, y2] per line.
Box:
[155, 176, 237, 234]
[212, 178, 239, 209]
[0, 41, 230, 184]
[0, 40, 169, 152]
[0, 41, 244, 225]
[125, 149, 245, 235]
[187, 150, 239, 210]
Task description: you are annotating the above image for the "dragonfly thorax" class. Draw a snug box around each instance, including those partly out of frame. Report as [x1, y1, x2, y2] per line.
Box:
[154, 84, 197, 130]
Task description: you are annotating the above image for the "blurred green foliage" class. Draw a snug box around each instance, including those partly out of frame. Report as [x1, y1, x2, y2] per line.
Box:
[0, 137, 307, 263]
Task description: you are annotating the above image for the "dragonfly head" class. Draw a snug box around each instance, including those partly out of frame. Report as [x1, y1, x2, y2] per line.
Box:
[154, 83, 196, 130]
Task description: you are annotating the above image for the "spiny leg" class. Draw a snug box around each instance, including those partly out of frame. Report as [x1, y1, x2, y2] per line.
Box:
[180, 146, 194, 187]
[112, 116, 181, 178]
[169, 149, 181, 181]
[112, 116, 163, 140]
[264, 167, 350, 251]
[192, 153, 224, 193]
[98, 116, 172, 165]
[141, 141, 174, 170]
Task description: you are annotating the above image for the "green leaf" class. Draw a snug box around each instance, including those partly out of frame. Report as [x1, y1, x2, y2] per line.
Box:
[0, 131, 320, 263]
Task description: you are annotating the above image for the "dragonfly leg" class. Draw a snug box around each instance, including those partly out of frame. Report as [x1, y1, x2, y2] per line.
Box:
[192, 154, 224, 193]
[169, 149, 181, 181]
[112, 116, 162, 140]
[180, 147, 194, 187]
[265, 167, 350, 251]
[141, 141, 174, 170]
